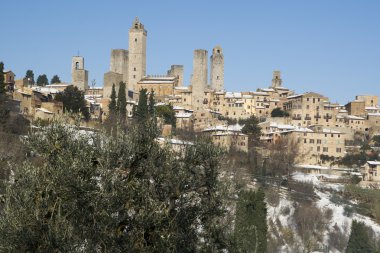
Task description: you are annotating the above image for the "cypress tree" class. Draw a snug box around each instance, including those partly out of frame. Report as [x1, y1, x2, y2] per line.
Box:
[0, 62, 4, 94]
[25, 70, 35, 85]
[234, 188, 267, 252]
[51, 75, 61, 84]
[116, 82, 127, 119]
[36, 74, 49, 86]
[148, 89, 155, 117]
[134, 88, 148, 122]
[346, 220, 373, 253]
[109, 83, 117, 114]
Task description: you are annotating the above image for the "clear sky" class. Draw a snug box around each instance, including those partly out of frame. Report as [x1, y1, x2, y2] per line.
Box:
[2, 0, 380, 104]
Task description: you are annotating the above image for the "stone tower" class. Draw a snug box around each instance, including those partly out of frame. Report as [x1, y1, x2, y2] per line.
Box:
[271, 70, 282, 88]
[110, 49, 129, 84]
[71, 56, 88, 91]
[167, 65, 184, 86]
[210, 45, 224, 91]
[191, 49, 208, 110]
[128, 17, 147, 92]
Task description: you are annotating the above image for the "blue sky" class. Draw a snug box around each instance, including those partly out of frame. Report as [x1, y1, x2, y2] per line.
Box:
[1, 0, 380, 104]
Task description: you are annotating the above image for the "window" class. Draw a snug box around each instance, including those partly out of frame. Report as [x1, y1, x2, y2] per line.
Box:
[135, 38, 137, 42]
[323, 147, 328, 152]
[134, 67, 136, 71]
[336, 148, 342, 153]
[317, 139, 321, 144]
[304, 139, 307, 143]
[133, 75, 136, 79]
[75, 62, 79, 70]
[317, 146, 320, 152]
[310, 139, 314, 144]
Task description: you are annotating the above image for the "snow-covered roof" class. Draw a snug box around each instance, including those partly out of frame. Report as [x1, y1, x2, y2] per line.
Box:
[174, 86, 189, 90]
[173, 105, 185, 110]
[175, 112, 192, 118]
[36, 108, 53, 114]
[367, 161, 380, 166]
[346, 115, 365, 120]
[295, 164, 329, 170]
[250, 91, 269, 96]
[287, 94, 303, 99]
[260, 88, 275, 92]
[368, 113, 380, 117]
[225, 92, 242, 98]
[203, 124, 244, 132]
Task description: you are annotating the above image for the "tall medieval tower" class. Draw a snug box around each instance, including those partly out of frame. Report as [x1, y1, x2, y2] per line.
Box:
[191, 49, 208, 110]
[71, 56, 88, 91]
[128, 17, 147, 92]
[271, 70, 282, 88]
[210, 45, 224, 91]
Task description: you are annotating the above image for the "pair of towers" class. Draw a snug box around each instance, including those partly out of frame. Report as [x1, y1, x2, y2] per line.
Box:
[103, 17, 147, 98]
[191, 46, 224, 109]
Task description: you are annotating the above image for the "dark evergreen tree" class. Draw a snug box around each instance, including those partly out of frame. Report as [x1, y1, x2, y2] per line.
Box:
[346, 220, 373, 253]
[0, 62, 4, 94]
[234, 188, 267, 252]
[108, 83, 117, 114]
[36, 74, 49, 86]
[116, 82, 127, 119]
[55, 86, 90, 121]
[240, 116, 262, 146]
[25, 70, 34, 85]
[148, 89, 155, 117]
[134, 88, 149, 122]
[51, 75, 61, 84]
[271, 107, 289, 117]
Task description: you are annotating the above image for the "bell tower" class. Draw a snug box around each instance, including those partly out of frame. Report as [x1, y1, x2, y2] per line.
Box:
[128, 17, 147, 92]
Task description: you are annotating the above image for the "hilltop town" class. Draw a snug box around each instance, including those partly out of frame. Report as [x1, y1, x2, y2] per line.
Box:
[1, 16, 380, 252]
[3, 17, 380, 186]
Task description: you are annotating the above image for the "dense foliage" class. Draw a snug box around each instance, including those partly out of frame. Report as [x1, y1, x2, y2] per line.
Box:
[116, 82, 127, 120]
[156, 104, 176, 128]
[109, 83, 117, 113]
[271, 108, 289, 117]
[51, 75, 61, 84]
[0, 62, 4, 94]
[346, 220, 373, 253]
[0, 113, 233, 251]
[55, 86, 90, 120]
[25, 70, 35, 85]
[36, 74, 49, 86]
[234, 188, 267, 252]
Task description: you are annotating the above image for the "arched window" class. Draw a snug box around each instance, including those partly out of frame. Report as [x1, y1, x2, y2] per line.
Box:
[75, 62, 79, 70]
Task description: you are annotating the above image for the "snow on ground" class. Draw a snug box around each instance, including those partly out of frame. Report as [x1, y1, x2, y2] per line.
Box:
[293, 172, 380, 241]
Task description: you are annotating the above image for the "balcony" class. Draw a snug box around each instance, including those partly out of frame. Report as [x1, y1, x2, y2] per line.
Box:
[305, 116, 312, 120]
[324, 115, 333, 119]
[292, 115, 301, 120]
[314, 114, 321, 119]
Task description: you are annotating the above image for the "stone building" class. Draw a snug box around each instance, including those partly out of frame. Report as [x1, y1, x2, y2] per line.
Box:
[345, 100, 366, 117]
[3, 70, 15, 91]
[167, 65, 184, 87]
[136, 76, 178, 102]
[362, 161, 380, 182]
[356, 95, 379, 108]
[71, 56, 88, 91]
[210, 46, 224, 91]
[128, 17, 147, 92]
[191, 49, 208, 111]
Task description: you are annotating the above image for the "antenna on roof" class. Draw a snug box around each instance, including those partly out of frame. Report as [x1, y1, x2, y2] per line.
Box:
[77, 50, 80, 56]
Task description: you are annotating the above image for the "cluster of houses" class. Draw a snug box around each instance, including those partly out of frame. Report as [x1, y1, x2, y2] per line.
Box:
[3, 17, 380, 185]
